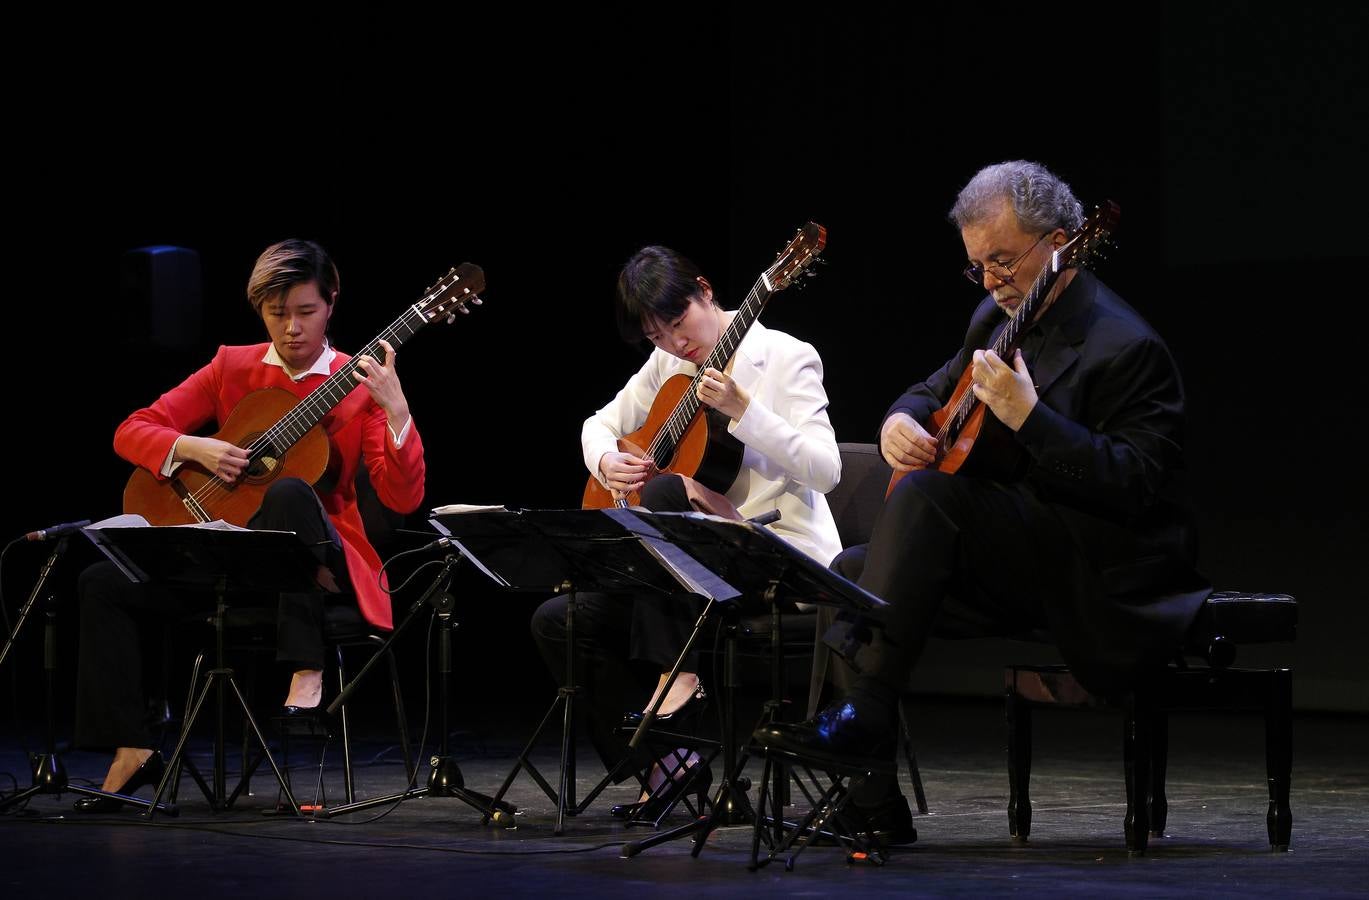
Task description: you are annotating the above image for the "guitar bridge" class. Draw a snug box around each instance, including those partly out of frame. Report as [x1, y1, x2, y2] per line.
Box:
[170, 478, 212, 524]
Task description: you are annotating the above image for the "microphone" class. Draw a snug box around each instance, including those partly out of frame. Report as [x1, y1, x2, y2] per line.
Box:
[420, 536, 454, 551]
[25, 519, 93, 542]
[747, 509, 782, 527]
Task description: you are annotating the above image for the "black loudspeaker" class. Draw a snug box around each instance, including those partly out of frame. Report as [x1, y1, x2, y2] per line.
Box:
[120, 245, 203, 352]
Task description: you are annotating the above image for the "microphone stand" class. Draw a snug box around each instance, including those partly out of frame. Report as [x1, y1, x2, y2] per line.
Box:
[0, 536, 172, 813]
[319, 546, 514, 822]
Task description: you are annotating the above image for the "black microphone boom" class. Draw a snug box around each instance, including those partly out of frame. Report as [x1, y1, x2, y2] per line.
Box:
[25, 519, 93, 542]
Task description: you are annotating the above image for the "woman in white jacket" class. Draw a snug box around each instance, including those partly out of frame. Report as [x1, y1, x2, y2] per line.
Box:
[531, 245, 842, 820]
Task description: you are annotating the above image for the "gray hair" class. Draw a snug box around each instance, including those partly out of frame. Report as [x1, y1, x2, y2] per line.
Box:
[948, 161, 1084, 234]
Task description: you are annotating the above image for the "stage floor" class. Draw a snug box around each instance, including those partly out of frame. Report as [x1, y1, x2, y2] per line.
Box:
[1, 697, 1365, 897]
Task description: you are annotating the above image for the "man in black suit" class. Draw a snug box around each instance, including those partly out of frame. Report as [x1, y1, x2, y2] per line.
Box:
[756, 160, 1210, 838]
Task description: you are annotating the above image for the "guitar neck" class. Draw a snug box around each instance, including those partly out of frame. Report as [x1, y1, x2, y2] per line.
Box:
[940, 257, 1069, 443]
[644, 277, 770, 461]
[260, 305, 431, 455]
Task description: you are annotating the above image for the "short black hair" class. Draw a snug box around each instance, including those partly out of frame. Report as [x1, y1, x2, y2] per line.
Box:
[614, 245, 708, 344]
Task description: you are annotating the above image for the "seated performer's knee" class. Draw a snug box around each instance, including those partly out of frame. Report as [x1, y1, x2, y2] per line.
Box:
[884, 468, 961, 521]
[639, 474, 690, 511]
[259, 476, 315, 513]
[530, 594, 570, 644]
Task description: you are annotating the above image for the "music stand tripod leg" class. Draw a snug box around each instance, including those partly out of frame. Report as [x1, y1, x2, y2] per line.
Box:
[487, 587, 582, 834]
[147, 590, 304, 819]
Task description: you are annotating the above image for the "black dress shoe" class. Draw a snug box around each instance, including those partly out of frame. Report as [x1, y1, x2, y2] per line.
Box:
[848, 792, 918, 847]
[611, 763, 713, 823]
[73, 752, 165, 813]
[808, 794, 919, 849]
[752, 700, 895, 766]
[621, 680, 707, 731]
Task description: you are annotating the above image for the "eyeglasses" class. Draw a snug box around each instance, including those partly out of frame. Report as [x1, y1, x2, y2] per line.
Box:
[962, 232, 1050, 286]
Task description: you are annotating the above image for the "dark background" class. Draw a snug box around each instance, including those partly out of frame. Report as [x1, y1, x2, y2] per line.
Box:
[2, 5, 1364, 745]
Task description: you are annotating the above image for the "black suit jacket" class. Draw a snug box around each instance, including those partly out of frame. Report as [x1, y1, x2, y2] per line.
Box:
[886, 270, 1210, 688]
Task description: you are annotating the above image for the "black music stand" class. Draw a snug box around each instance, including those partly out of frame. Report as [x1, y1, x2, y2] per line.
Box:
[0, 534, 175, 815]
[430, 507, 740, 836]
[611, 510, 888, 862]
[84, 519, 322, 818]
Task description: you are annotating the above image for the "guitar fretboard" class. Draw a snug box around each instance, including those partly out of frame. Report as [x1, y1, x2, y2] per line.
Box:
[643, 278, 771, 463]
[254, 305, 431, 459]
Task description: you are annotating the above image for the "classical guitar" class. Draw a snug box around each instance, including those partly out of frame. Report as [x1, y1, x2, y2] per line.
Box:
[887, 202, 1120, 495]
[582, 222, 827, 509]
[123, 263, 485, 526]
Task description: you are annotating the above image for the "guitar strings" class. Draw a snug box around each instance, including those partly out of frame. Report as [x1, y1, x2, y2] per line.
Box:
[935, 259, 1049, 447]
[644, 276, 768, 463]
[183, 302, 435, 514]
[934, 226, 1098, 449]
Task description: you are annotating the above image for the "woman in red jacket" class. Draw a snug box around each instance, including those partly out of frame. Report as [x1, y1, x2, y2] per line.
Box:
[73, 239, 426, 810]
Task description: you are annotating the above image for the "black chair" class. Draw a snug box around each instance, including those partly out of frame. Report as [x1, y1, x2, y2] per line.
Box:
[1005, 590, 1297, 854]
[273, 605, 417, 809]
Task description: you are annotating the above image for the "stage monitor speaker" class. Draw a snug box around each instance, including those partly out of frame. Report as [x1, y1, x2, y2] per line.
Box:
[120, 245, 202, 353]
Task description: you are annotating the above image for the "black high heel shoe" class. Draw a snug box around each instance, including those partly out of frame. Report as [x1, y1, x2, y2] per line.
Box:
[610, 761, 713, 824]
[620, 680, 708, 731]
[73, 752, 165, 813]
[278, 702, 336, 736]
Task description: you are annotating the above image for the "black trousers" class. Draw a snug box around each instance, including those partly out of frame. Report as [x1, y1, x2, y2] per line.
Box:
[528, 475, 701, 776]
[74, 478, 350, 750]
[851, 468, 1072, 696]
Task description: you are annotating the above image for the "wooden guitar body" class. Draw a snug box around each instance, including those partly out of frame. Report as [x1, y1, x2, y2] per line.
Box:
[123, 388, 330, 526]
[581, 374, 743, 508]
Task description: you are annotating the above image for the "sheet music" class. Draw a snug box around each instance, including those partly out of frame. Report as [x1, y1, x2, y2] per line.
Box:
[427, 517, 510, 587]
[430, 503, 507, 515]
[84, 514, 265, 533]
[603, 508, 741, 603]
[82, 518, 148, 583]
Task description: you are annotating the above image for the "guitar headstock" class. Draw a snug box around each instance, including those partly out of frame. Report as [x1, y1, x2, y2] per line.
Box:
[764, 221, 827, 291]
[1059, 201, 1120, 270]
[416, 262, 486, 322]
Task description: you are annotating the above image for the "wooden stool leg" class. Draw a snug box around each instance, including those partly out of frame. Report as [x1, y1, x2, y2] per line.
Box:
[1006, 688, 1033, 841]
[1123, 695, 1152, 854]
[1149, 709, 1169, 837]
[1265, 669, 1293, 850]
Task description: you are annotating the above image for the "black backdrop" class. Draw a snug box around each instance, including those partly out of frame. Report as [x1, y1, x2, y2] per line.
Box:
[3, 7, 1365, 734]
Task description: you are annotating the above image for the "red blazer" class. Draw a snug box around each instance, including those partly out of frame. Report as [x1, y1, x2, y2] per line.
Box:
[114, 343, 426, 629]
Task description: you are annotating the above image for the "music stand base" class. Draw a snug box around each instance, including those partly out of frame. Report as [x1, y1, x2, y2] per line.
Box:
[148, 667, 302, 819]
[321, 755, 517, 824]
[0, 752, 177, 815]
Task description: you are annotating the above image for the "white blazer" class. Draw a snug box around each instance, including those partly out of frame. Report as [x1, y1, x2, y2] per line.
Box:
[582, 321, 843, 566]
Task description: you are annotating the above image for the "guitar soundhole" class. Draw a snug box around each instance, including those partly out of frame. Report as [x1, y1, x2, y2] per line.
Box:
[240, 431, 282, 485]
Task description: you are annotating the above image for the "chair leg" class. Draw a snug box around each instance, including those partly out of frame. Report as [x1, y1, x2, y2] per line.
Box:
[1149, 710, 1169, 837]
[1006, 689, 1032, 841]
[897, 697, 929, 814]
[1265, 669, 1293, 850]
[1122, 695, 1152, 854]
